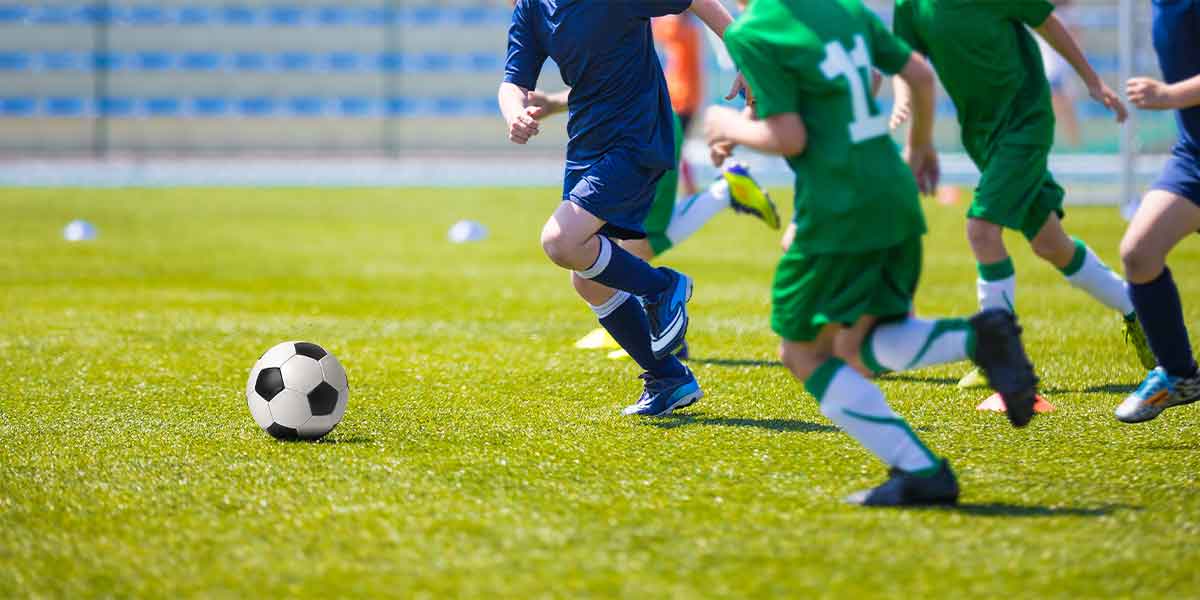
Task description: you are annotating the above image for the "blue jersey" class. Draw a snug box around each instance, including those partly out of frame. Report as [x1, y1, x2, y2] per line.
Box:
[1152, 0, 1200, 154]
[503, 0, 690, 171]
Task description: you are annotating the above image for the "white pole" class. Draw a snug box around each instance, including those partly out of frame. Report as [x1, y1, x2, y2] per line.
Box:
[1118, 0, 1137, 212]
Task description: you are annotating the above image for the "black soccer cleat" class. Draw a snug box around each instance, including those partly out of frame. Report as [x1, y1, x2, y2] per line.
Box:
[845, 459, 960, 507]
[969, 309, 1039, 427]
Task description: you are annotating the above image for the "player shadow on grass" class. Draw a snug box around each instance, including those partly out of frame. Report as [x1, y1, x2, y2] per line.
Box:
[922, 502, 1138, 518]
[273, 435, 376, 445]
[692, 358, 962, 387]
[648, 411, 838, 433]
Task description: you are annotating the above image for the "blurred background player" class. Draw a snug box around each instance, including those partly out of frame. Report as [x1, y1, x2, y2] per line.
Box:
[524, 88, 780, 360]
[1114, 0, 1200, 424]
[653, 14, 705, 195]
[1039, 0, 1082, 147]
[707, 0, 1038, 506]
[499, 0, 746, 417]
[890, 0, 1154, 390]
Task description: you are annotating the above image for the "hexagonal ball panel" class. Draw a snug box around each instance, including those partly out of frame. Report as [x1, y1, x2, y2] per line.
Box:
[254, 367, 285, 401]
[267, 389, 312, 429]
[258, 341, 298, 368]
[247, 394, 274, 430]
[294, 341, 328, 360]
[307, 381, 339, 416]
[319, 355, 348, 392]
[280, 355, 323, 394]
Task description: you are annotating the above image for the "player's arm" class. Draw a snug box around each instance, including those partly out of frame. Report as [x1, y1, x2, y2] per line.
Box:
[704, 106, 806, 158]
[896, 53, 939, 194]
[498, 82, 540, 144]
[687, 0, 750, 101]
[525, 88, 571, 120]
[1127, 74, 1200, 111]
[1034, 13, 1128, 122]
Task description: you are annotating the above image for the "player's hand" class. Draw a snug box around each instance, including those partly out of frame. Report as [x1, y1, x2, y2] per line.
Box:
[524, 90, 564, 120]
[1088, 80, 1129, 123]
[1126, 77, 1175, 111]
[726, 72, 754, 105]
[506, 108, 541, 144]
[709, 140, 735, 167]
[890, 101, 911, 131]
[780, 222, 797, 251]
[904, 143, 940, 195]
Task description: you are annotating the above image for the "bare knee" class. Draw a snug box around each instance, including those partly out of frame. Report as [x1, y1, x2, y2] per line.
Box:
[541, 227, 582, 269]
[1120, 234, 1165, 284]
[1030, 231, 1073, 265]
[779, 342, 828, 383]
[832, 334, 868, 376]
[966, 220, 1004, 256]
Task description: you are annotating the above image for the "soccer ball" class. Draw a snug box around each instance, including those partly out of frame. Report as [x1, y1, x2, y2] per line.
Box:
[245, 341, 349, 440]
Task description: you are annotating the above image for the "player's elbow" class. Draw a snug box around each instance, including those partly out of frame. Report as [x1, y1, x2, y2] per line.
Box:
[899, 53, 935, 92]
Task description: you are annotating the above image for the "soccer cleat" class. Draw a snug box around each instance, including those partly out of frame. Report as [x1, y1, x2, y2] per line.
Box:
[957, 367, 989, 389]
[723, 162, 781, 230]
[968, 309, 1039, 427]
[622, 368, 703, 417]
[1115, 367, 1200, 423]
[1123, 314, 1157, 371]
[845, 459, 959, 507]
[575, 327, 620, 350]
[644, 267, 693, 359]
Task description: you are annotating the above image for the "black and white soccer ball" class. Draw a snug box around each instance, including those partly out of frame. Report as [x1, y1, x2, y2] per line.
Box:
[246, 341, 349, 440]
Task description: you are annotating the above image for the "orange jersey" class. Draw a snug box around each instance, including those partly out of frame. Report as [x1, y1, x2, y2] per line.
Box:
[652, 15, 704, 116]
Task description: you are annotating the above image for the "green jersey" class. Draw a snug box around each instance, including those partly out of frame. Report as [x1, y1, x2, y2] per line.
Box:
[724, 0, 924, 255]
[893, 0, 1056, 162]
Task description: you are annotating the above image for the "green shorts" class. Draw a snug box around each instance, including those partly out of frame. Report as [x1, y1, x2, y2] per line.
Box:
[771, 236, 922, 342]
[970, 142, 1065, 240]
[644, 113, 685, 255]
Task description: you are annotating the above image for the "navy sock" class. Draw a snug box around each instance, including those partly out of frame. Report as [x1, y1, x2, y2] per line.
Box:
[577, 236, 670, 297]
[1130, 267, 1198, 378]
[593, 292, 686, 379]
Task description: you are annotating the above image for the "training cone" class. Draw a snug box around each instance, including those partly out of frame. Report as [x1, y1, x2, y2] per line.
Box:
[575, 328, 620, 350]
[976, 393, 1056, 414]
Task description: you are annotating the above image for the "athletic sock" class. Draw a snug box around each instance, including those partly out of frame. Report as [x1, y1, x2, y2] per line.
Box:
[576, 236, 671, 296]
[591, 291, 687, 379]
[861, 317, 975, 376]
[977, 258, 1016, 313]
[805, 358, 939, 474]
[1130, 267, 1198, 378]
[664, 179, 732, 247]
[1059, 238, 1135, 315]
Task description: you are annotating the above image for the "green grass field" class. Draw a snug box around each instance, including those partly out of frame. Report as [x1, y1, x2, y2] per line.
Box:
[2, 188, 1199, 598]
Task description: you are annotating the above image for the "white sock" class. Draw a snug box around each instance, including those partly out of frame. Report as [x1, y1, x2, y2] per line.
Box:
[809, 360, 939, 473]
[862, 317, 973, 375]
[977, 258, 1016, 313]
[1062, 240, 1135, 316]
[664, 179, 732, 247]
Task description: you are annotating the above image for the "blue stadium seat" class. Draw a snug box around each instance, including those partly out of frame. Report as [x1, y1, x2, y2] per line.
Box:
[0, 4, 29, 23]
[135, 51, 172, 71]
[46, 96, 86, 117]
[144, 97, 181, 116]
[238, 97, 275, 116]
[288, 96, 324, 116]
[0, 97, 35, 117]
[41, 51, 79, 70]
[338, 96, 372, 117]
[179, 52, 221, 71]
[326, 52, 360, 72]
[192, 96, 230, 116]
[98, 96, 134, 117]
[278, 52, 313, 72]
[176, 5, 212, 25]
[0, 52, 30, 71]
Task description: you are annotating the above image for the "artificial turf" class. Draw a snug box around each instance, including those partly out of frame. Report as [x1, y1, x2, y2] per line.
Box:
[1, 187, 1198, 598]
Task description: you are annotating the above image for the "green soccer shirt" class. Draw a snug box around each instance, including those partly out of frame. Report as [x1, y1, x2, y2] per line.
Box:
[893, 0, 1056, 162]
[724, 0, 925, 255]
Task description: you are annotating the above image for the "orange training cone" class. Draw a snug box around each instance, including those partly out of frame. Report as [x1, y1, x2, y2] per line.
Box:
[976, 392, 1056, 414]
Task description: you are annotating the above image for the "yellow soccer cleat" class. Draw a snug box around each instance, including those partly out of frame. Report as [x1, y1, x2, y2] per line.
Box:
[723, 162, 780, 230]
[575, 327, 620, 350]
[1123, 314, 1157, 371]
[957, 367, 990, 389]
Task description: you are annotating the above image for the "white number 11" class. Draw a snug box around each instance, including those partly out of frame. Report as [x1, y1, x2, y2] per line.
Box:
[819, 35, 887, 144]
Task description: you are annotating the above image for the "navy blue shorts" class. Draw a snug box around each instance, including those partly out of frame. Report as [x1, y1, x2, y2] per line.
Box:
[563, 151, 666, 240]
[1152, 144, 1200, 206]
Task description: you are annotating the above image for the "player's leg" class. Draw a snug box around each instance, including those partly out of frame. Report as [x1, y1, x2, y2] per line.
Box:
[1115, 188, 1200, 423]
[959, 217, 1014, 388]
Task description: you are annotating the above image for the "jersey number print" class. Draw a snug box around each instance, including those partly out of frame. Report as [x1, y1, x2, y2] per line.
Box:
[819, 35, 887, 144]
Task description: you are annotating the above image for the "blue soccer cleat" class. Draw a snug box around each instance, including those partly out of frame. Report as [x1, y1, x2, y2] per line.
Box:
[644, 267, 692, 359]
[1115, 367, 1200, 423]
[622, 368, 703, 417]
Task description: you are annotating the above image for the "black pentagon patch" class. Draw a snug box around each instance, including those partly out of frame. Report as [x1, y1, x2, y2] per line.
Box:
[294, 342, 327, 360]
[307, 381, 339, 416]
[255, 367, 285, 401]
[266, 423, 300, 440]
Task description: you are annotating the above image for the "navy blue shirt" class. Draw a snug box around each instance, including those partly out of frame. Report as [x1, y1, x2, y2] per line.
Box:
[504, 0, 691, 171]
[1153, 0, 1200, 154]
